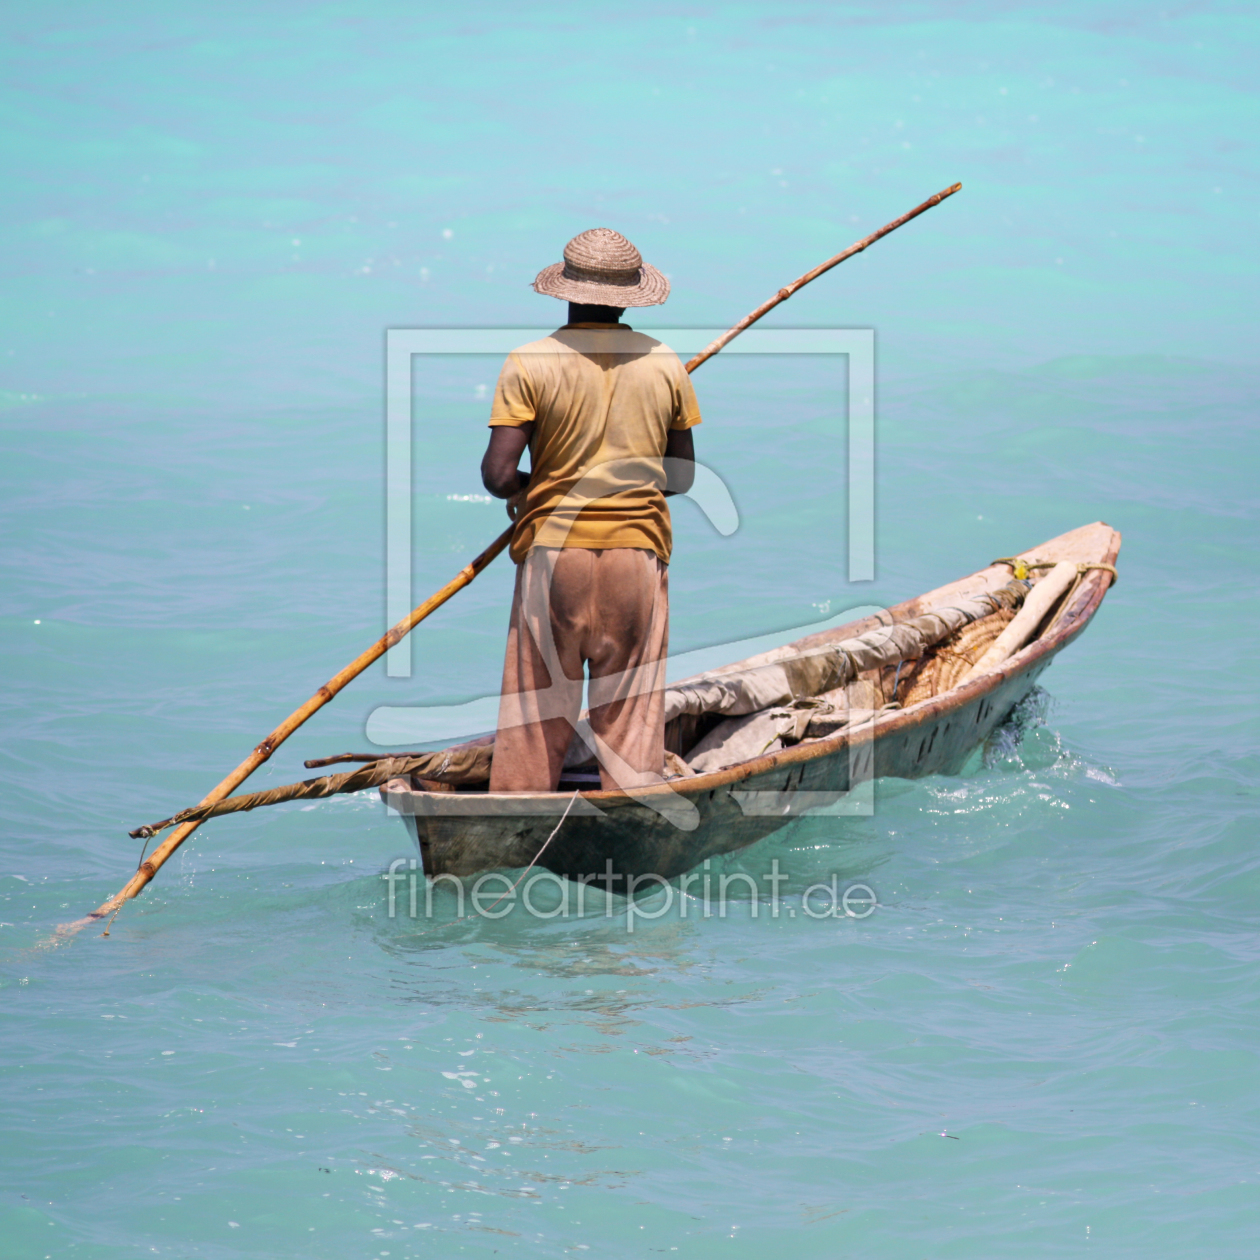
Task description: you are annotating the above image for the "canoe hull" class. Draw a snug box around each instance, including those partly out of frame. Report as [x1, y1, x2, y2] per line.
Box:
[389, 649, 1055, 883]
[384, 522, 1119, 884]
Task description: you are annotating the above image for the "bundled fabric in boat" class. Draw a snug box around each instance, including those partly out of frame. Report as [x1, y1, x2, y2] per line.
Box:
[683, 683, 889, 774]
[672, 583, 1029, 773]
[663, 579, 1029, 727]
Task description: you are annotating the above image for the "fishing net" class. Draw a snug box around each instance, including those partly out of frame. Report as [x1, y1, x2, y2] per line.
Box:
[894, 606, 1019, 707]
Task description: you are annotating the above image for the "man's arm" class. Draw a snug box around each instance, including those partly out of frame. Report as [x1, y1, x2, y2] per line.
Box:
[481, 423, 535, 499]
[663, 426, 695, 497]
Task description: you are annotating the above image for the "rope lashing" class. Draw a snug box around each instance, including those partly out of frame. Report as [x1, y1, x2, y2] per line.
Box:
[991, 557, 1118, 586]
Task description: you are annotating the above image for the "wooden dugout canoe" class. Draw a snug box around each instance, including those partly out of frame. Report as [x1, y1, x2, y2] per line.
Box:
[382, 521, 1120, 884]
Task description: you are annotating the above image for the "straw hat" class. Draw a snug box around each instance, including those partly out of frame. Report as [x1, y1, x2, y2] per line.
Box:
[532, 228, 669, 307]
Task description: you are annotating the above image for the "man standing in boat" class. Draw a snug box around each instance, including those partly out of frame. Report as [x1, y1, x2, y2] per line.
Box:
[479, 228, 700, 793]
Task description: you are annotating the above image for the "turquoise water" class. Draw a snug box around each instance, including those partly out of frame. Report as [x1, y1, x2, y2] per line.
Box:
[3, 4, 1259, 1256]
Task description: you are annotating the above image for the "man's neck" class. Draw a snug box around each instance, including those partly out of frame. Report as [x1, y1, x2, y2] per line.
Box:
[567, 302, 626, 325]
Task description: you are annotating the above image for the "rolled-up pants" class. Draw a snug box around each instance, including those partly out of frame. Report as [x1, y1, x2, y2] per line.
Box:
[489, 547, 669, 793]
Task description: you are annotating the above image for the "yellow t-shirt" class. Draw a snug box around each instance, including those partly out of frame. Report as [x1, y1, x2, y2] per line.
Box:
[488, 323, 702, 564]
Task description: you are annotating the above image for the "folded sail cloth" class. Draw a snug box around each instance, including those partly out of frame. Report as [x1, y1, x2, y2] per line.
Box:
[684, 687, 889, 774]
[663, 579, 1029, 725]
[131, 741, 494, 838]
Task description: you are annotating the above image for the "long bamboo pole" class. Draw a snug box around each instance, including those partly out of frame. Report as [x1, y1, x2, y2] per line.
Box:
[62, 525, 513, 935]
[683, 181, 961, 373]
[65, 180, 960, 939]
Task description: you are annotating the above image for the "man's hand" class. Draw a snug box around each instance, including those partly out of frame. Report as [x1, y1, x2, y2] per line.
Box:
[663, 427, 695, 497]
[481, 424, 534, 499]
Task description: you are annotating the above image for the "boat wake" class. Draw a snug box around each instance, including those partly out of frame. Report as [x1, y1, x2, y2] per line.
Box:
[982, 686, 1054, 769]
